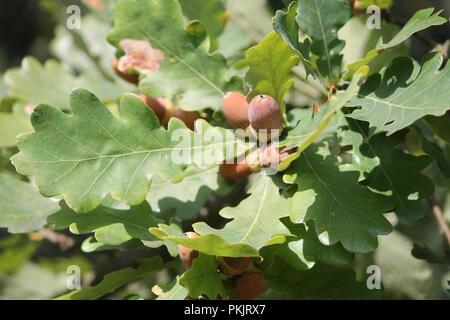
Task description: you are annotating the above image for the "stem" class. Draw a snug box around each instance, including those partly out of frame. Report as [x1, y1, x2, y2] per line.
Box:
[427, 198, 450, 247]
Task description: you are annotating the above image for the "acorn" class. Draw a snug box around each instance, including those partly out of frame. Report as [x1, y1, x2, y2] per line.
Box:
[222, 91, 250, 129]
[219, 257, 252, 276]
[138, 95, 168, 124]
[138, 95, 199, 130]
[219, 150, 262, 181]
[231, 272, 268, 300]
[172, 108, 200, 131]
[248, 95, 283, 132]
[219, 160, 253, 181]
[178, 232, 199, 270]
[112, 57, 139, 85]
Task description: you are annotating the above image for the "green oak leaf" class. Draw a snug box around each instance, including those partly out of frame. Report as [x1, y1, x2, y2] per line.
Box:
[217, 22, 253, 61]
[296, 0, 352, 82]
[179, 253, 225, 300]
[345, 121, 434, 224]
[150, 223, 259, 258]
[0, 173, 60, 233]
[47, 202, 161, 245]
[4, 57, 129, 110]
[147, 165, 232, 219]
[347, 53, 450, 135]
[193, 175, 292, 251]
[262, 259, 380, 300]
[179, 0, 227, 51]
[11, 89, 248, 213]
[54, 257, 164, 300]
[284, 144, 394, 253]
[277, 69, 364, 171]
[245, 31, 300, 111]
[424, 114, 450, 144]
[338, 120, 379, 178]
[361, 0, 393, 9]
[262, 219, 353, 271]
[345, 8, 446, 80]
[108, 0, 240, 111]
[0, 102, 33, 148]
[273, 1, 313, 76]
[339, 16, 408, 77]
[419, 130, 450, 178]
[156, 277, 189, 300]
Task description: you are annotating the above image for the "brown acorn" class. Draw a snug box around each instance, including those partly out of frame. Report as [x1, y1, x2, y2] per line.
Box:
[231, 272, 267, 300]
[178, 232, 199, 270]
[172, 108, 200, 131]
[222, 91, 250, 129]
[138, 95, 168, 124]
[219, 160, 252, 181]
[219, 150, 262, 181]
[219, 257, 252, 276]
[248, 94, 283, 131]
[112, 57, 139, 85]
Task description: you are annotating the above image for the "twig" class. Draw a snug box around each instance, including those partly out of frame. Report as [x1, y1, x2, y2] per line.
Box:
[427, 198, 450, 247]
[36, 228, 75, 250]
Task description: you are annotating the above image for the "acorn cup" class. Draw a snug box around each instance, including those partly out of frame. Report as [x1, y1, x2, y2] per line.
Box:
[178, 232, 199, 270]
[219, 257, 253, 276]
[231, 272, 268, 300]
[261, 144, 292, 167]
[222, 91, 250, 129]
[112, 57, 139, 85]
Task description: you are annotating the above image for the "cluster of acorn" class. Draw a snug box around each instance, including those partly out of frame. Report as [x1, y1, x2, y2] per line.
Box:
[220, 91, 291, 180]
[113, 57, 201, 130]
[113, 57, 291, 181]
[178, 232, 267, 300]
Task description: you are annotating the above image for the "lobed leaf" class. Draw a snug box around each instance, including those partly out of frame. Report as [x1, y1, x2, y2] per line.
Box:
[4, 57, 129, 110]
[193, 175, 292, 251]
[345, 8, 447, 80]
[147, 165, 232, 219]
[54, 257, 163, 300]
[262, 219, 353, 271]
[245, 31, 300, 110]
[0, 173, 60, 233]
[347, 53, 450, 135]
[108, 0, 240, 111]
[273, 2, 314, 76]
[11, 89, 248, 213]
[150, 223, 259, 258]
[179, 253, 225, 299]
[0, 102, 33, 148]
[284, 144, 394, 253]
[296, 0, 352, 82]
[344, 121, 434, 224]
[278, 69, 364, 171]
[48, 202, 161, 245]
